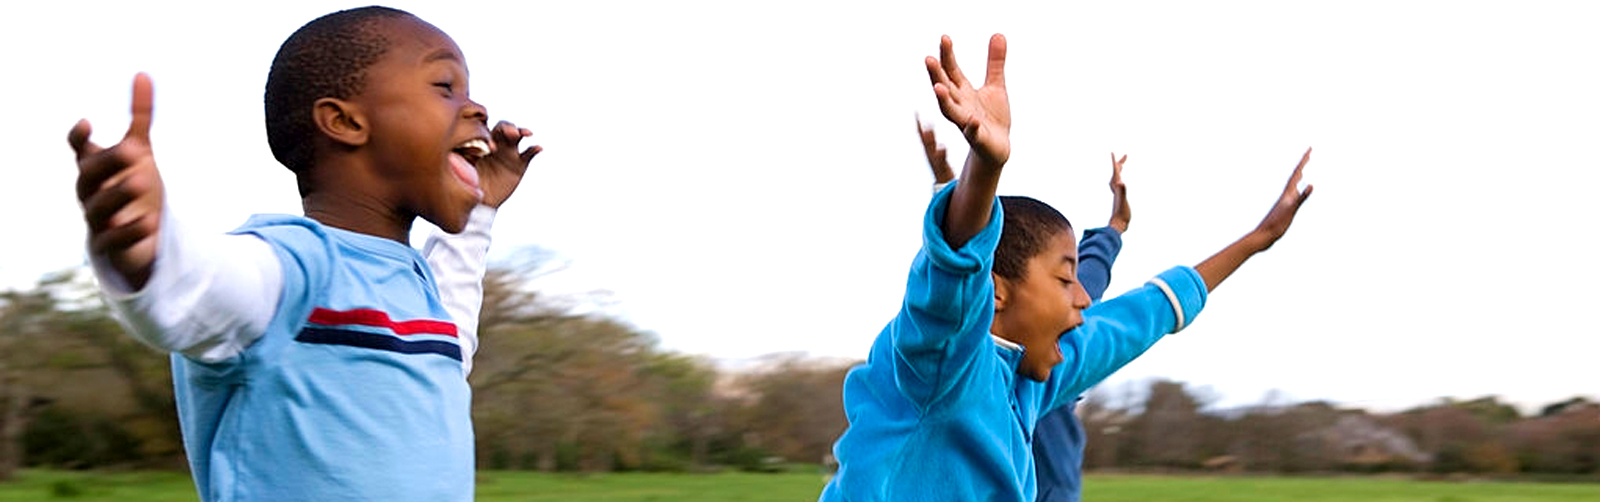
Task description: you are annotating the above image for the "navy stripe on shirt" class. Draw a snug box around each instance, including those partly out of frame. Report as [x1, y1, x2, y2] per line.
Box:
[295, 327, 463, 361]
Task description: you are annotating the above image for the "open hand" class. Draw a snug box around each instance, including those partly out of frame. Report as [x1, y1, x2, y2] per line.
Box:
[1108, 153, 1131, 233]
[916, 114, 955, 184]
[1252, 147, 1315, 249]
[925, 34, 1010, 166]
[68, 73, 164, 290]
[477, 120, 541, 209]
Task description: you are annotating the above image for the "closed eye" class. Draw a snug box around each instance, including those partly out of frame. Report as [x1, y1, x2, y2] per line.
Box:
[434, 82, 453, 95]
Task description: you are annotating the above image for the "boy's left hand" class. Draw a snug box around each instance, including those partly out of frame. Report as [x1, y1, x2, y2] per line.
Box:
[1108, 152, 1131, 233]
[1250, 147, 1314, 249]
[477, 120, 541, 209]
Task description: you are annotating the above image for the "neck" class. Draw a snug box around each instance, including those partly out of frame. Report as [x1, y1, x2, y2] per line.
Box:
[302, 192, 415, 244]
[300, 157, 414, 243]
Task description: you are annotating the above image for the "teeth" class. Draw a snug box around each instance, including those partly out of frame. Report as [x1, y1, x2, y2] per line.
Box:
[457, 139, 490, 158]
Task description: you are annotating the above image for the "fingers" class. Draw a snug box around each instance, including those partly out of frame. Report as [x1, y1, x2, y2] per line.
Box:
[938, 35, 970, 88]
[932, 83, 965, 128]
[916, 114, 938, 149]
[75, 143, 150, 202]
[916, 113, 936, 144]
[80, 174, 145, 232]
[1287, 146, 1311, 190]
[68, 119, 102, 160]
[88, 214, 159, 257]
[519, 144, 543, 164]
[125, 73, 154, 142]
[925, 56, 954, 94]
[984, 33, 1007, 88]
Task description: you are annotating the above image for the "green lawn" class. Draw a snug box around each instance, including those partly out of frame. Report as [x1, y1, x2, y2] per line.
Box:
[3, 470, 1598, 501]
[1083, 474, 1600, 502]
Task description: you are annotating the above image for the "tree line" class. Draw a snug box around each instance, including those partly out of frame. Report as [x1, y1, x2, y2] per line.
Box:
[0, 262, 1595, 479]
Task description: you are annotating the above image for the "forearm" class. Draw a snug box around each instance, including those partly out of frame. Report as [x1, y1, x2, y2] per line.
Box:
[423, 205, 496, 375]
[1194, 232, 1271, 292]
[93, 206, 281, 363]
[942, 153, 1002, 249]
[1051, 267, 1206, 410]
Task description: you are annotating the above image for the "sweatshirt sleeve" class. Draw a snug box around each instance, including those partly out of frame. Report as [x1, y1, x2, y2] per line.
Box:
[889, 182, 1004, 409]
[421, 205, 496, 376]
[92, 207, 283, 364]
[1042, 265, 1207, 412]
[1076, 227, 1123, 303]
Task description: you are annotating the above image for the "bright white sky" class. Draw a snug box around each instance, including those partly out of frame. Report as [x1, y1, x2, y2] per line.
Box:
[3, 1, 1596, 413]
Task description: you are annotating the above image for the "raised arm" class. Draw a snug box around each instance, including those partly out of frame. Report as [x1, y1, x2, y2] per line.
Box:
[927, 34, 1010, 249]
[1195, 148, 1314, 292]
[71, 74, 283, 363]
[1078, 153, 1131, 301]
[1041, 150, 1314, 411]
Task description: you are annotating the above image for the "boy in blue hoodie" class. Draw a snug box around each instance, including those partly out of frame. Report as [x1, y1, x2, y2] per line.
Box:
[819, 34, 1313, 502]
[920, 117, 1132, 502]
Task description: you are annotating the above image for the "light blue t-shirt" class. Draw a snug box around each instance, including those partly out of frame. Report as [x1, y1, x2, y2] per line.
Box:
[819, 186, 1206, 502]
[171, 215, 473, 502]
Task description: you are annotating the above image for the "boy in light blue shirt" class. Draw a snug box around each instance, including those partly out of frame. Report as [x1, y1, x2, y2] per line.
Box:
[69, 6, 539, 501]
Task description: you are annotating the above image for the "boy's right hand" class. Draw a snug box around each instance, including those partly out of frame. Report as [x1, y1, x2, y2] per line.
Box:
[1108, 153, 1131, 233]
[925, 34, 1010, 167]
[477, 120, 541, 209]
[68, 73, 164, 291]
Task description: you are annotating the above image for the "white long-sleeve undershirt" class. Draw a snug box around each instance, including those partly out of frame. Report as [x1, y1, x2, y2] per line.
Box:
[92, 205, 495, 375]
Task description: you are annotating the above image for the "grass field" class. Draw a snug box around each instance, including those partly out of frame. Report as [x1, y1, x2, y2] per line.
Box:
[3, 470, 1599, 501]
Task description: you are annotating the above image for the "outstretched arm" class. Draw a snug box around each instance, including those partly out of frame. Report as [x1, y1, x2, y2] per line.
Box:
[72, 74, 283, 363]
[1195, 148, 1315, 291]
[927, 34, 1010, 249]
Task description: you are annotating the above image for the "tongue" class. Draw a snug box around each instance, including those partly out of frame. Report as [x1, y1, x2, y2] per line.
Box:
[448, 153, 482, 195]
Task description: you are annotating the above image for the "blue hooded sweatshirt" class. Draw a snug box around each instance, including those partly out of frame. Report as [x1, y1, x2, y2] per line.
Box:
[818, 186, 1206, 502]
[1034, 225, 1122, 502]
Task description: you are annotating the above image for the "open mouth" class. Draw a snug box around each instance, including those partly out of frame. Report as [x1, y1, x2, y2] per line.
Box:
[448, 138, 490, 198]
[453, 138, 490, 165]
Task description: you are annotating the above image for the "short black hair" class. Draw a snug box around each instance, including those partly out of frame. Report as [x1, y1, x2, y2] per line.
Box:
[264, 5, 414, 174]
[994, 196, 1074, 280]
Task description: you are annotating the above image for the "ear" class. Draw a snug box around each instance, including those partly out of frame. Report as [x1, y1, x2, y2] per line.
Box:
[992, 272, 1011, 312]
[312, 97, 368, 147]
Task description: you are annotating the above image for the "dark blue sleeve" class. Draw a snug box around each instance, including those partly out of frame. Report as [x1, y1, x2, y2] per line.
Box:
[1077, 227, 1122, 303]
[1032, 400, 1086, 502]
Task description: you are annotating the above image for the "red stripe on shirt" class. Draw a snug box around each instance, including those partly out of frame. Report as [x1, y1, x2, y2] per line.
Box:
[307, 308, 458, 337]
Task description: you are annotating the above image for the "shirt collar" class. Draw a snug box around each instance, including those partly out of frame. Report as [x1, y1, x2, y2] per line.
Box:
[991, 334, 1022, 352]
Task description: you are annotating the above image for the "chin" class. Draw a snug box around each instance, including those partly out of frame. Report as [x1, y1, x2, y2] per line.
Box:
[1023, 368, 1050, 382]
[425, 207, 472, 234]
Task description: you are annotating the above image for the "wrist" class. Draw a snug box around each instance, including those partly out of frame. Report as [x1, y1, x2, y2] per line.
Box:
[963, 153, 1005, 178]
[1240, 231, 1275, 254]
